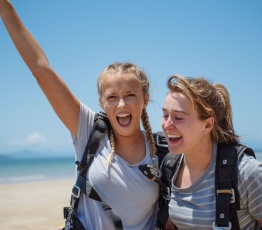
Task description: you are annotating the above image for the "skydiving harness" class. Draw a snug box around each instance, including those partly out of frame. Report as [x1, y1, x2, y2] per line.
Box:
[139, 143, 257, 230]
[63, 112, 169, 230]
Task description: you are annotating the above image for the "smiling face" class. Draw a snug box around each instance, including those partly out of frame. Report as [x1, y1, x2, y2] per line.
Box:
[162, 92, 214, 155]
[99, 73, 149, 138]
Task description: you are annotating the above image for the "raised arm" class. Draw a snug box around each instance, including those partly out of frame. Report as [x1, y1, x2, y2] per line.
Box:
[0, 0, 80, 137]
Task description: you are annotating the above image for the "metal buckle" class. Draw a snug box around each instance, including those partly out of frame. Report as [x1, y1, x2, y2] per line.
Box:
[150, 166, 162, 178]
[217, 188, 235, 204]
[156, 132, 168, 147]
[72, 185, 81, 198]
[162, 187, 171, 200]
[212, 221, 232, 230]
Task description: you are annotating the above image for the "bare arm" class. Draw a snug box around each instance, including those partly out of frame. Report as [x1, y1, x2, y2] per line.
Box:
[258, 219, 262, 227]
[0, 0, 80, 137]
[165, 218, 177, 230]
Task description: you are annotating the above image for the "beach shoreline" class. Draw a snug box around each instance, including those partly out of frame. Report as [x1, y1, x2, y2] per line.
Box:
[0, 178, 75, 230]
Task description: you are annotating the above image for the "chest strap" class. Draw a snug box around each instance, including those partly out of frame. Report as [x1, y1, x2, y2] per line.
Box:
[65, 112, 123, 230]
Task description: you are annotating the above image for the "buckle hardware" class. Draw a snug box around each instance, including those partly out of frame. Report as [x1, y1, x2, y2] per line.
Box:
[212, 221, 232, 230]
[161, 186, 171, 200]
[150, 166, 162, 178]
[72, 185, 81, 198]
[156, 133, 168, 147]
[217, 188, 235, 204]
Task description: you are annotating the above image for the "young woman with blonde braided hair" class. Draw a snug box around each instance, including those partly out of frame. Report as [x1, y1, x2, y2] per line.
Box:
[0, 1, 161, 229]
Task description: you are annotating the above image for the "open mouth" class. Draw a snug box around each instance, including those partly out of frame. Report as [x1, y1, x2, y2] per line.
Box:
[167, 134, 182, 143]
[116, 113, 132, 127]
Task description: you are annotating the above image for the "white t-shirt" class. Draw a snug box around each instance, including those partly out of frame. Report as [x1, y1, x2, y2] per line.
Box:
[72, 102, 159, 230]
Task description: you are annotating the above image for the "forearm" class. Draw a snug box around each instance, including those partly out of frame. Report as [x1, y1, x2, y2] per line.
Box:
[0, 1, 80, 136]
[0, 1, 49, 77]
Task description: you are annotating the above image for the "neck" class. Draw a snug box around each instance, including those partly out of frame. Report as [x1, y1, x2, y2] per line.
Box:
[184, 141, 213, 171]
[176, 140, 214, 188]
[114, 130, 147, 164]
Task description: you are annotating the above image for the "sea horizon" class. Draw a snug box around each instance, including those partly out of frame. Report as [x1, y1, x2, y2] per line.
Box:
[0, 156, 75, 184]
[0, 151, 262, 185]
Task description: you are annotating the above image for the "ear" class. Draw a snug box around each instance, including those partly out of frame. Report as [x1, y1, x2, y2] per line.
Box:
[204, 117, 214, 134]
[99, 97, 104, 110]
[143, 94, 150, 109]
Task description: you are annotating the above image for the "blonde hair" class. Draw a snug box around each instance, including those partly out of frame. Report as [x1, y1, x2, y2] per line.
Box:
[167, 75, 240, 144]
[98, 62, 157, 168]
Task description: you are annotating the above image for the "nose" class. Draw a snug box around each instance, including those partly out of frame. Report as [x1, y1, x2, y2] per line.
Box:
[162, 115, 174, 130]
[118, 98, 126, 107]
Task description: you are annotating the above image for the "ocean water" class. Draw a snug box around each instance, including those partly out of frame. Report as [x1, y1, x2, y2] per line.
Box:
[0, 157, 76, 184]
[0, 152, 261, 184]
[255, 151, 262, 162]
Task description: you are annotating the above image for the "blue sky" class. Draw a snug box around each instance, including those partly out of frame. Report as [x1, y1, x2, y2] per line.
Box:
[0, 0, 261, 156]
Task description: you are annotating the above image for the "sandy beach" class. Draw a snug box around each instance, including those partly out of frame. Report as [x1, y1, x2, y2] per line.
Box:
[0, 178, 75, 230]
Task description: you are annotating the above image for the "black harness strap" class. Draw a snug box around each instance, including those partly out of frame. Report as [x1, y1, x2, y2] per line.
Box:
[153, 132, 170, 164]
[139, 151, 182, 230]
[75, 175, 123, 230]
[139, 131, 169, 186]
[65, 112, 123, 230]
[214, 144, 255, 230]
[214, 144, 239, 230]
[143, 143, 256, 230]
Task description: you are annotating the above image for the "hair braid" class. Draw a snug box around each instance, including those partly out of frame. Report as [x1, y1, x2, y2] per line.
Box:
[141, 109, 157, 167]
[106, 128, 115, 169]
[98, 62, 158, 169]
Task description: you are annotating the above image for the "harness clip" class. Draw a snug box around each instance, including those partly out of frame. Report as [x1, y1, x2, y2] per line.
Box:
[212, 221, 232, 230]
[72, 185, 81, 198]
[156, 132, 168, 147]
[160, 186, 171, 200]
[150, 166, 162, 178]
[216, 188, 235, 204]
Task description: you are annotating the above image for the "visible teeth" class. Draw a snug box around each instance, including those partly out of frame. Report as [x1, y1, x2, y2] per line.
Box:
[168, 134, 181, 138]
[117, 113, 130, 118]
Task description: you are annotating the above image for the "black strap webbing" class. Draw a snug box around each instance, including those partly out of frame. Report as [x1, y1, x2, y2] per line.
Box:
[71, 112, 123, 230]
[139, 151, 182, 230]
[78, 112, 109, 173]
[214, 144, 255, 230]
[156, 144, 256, 230]
[75, 175, 123, 230]
[157, 153, 182, 230]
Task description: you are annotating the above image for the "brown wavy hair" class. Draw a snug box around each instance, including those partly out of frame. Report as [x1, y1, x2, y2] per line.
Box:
[167, 75, 240, 144]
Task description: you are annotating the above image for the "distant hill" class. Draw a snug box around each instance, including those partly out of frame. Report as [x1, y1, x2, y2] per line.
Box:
[0, 154, 13, 162]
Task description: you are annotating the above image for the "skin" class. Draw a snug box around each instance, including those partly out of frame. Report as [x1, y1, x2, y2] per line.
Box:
[0, 1, 149, 165]
[0, 0, 80, 137]
[162, 92, 262, 227]
[161, 92, 214, 187]
[161, 92, 215, 229]
[99, 73, 149, 164]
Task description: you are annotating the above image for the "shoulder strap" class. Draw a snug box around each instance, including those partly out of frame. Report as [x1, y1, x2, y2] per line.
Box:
[67, 112, 124, 230]
[76, 112, 109, 175]
[153, 131, 169, 165]
[214, 144, 255, 230]
[138, 131, 169, 184]
[157, 153, 182, 230]
[138, 131, 180, 230]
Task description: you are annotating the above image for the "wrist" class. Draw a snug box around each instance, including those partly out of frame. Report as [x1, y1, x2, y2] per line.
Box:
[0, 1, 13, 19]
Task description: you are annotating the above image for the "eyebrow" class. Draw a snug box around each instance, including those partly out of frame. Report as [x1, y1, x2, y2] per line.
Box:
[162, 108, 188, 115]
